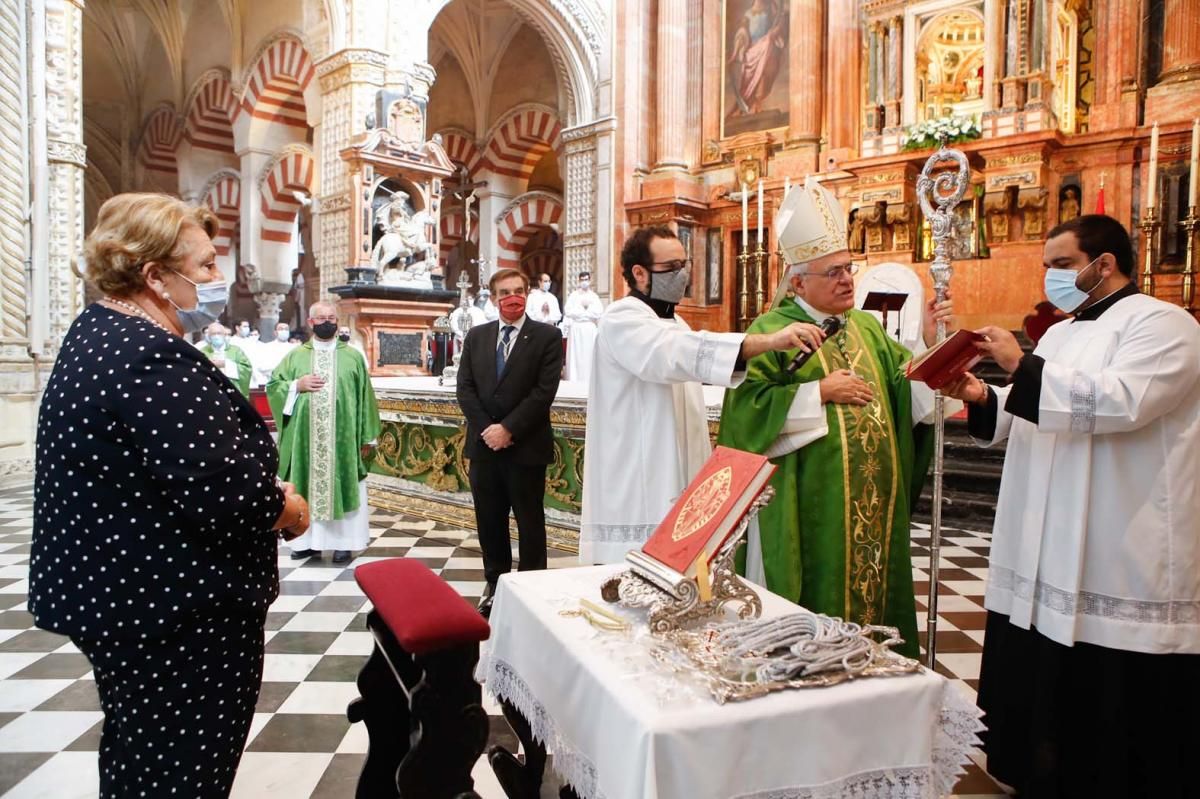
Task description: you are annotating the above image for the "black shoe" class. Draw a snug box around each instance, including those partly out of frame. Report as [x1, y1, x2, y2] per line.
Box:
[332, 550, 352, 564]
[477, 595, 494, 619]
[290, 548, 319, 560]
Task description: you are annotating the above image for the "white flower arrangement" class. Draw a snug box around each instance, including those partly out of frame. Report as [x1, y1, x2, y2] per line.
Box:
[902, 115, 982, 151]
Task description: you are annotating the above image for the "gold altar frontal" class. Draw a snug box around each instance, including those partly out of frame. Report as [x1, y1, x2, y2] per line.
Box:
[366, 377, 726, 553]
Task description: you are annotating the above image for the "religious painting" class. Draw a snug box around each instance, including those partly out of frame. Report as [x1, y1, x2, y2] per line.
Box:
[721, 0, 790, 138]
[678, 224, 696, 300]
[706, 229, 724, 304]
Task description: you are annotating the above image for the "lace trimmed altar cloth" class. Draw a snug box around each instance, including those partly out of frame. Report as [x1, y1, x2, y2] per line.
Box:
[476, 565, 983, 799]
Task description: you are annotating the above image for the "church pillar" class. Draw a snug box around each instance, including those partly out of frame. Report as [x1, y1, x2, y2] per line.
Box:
[562, 117, 617, 297]
[237, 148, 275, 305]
[654, 0, 687, 171]
[824, 0, 860, 159]
[1089, 0, 1143, 130]
[1145, 0, 1200, 123]
[1, 0, 85, 478]
[788, 0, 823, 149]
[42, 0, 85, 353]
[313, 49, 388, 299]
[254, 291, 287, 340]
[864, 22, 883, 136]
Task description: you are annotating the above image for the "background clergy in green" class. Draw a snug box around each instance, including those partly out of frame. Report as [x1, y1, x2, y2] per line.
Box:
[198, 322, 252, 397]
[718, 255, 953, 659]
[267, 317, 381, 525]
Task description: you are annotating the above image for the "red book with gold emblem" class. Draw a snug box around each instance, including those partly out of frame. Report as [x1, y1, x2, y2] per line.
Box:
[640, 446, 776, 577]
[904, 329, 986, 390]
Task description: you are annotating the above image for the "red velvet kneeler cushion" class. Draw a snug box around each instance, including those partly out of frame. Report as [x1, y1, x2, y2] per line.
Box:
[354, 559, 490, 655]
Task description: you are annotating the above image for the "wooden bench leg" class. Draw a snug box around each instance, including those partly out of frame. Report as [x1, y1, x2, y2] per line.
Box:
[489, 699, 547, 799]
[348, 643, 410, 799]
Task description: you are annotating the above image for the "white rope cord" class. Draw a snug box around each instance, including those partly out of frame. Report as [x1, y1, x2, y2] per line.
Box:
[712, 612, 902, 682]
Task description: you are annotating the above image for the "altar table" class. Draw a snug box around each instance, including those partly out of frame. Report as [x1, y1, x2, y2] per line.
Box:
[477, 565, 982, 799]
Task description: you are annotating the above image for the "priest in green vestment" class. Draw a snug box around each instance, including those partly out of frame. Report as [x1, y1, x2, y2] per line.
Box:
[199, 322, 252, 397]
[267, 302, 381, 564]
[717, 177, 957, 658]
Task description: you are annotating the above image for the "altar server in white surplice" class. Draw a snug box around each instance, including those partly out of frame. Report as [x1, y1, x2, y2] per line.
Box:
[562, 271, 604, 382]
[580, 225, 825, 564]
[943, 214, 1200, 798]
[526, 274, 562, 326]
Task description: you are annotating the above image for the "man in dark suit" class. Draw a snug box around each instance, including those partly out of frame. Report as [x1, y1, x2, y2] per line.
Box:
[457, 268, 563, 615]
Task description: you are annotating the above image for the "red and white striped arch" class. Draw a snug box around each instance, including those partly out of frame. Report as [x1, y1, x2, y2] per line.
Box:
[259, 149, 315, 243]
[438, 208, 479, 265]
[495, 193, 563, 270]
[186, 75, 236, 154]
[520, 248, 562, 283]
[138, 106, 183, 174]
[203, 174, 241, 256]
[239, 36, 315, 130]
[483, 107, 562, 183]
[436, 128, 484, 179]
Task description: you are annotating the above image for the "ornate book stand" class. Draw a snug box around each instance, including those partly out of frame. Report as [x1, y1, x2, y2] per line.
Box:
[599, 487, 774, 631]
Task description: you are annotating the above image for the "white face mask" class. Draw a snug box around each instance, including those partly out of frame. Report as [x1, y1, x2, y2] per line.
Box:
[579, 280, 591, 290]
[276, 329, 290, 342]
[540, 281, 551, 291]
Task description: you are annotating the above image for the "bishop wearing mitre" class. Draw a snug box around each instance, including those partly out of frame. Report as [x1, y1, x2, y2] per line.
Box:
[717, 177, 956, 657]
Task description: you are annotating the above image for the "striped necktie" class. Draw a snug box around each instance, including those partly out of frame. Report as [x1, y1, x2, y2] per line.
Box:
[496, 325, 515, 376]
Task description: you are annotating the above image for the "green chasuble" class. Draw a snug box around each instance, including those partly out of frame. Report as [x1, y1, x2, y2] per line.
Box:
[267, 342, 381, 522]
[199, 343, 252, 397]
[717, 304, 933, 658]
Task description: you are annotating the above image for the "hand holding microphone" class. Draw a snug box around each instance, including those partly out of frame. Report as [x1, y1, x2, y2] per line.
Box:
[786, 316, 843, 374]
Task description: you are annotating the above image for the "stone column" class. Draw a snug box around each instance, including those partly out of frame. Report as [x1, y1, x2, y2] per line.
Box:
[654, 0, 687, 171]
[864, 22, 883, 135]
[788, 0, 823, 145]
[562, 117, 617, 296]
[0, 1, 26, 354]
[313, 49, 388, 298]
[254, 291, 287, 339]
[1146, 0, 1200, 122]
[825, 0, 861, 154]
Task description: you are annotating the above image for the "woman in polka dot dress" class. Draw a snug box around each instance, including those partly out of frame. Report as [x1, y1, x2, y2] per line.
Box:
[29, 193, 310, 799]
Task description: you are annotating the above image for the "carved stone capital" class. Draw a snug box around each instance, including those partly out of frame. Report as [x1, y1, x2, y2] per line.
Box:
[47, 139, 86, 167]
[254, 291, 287, 319]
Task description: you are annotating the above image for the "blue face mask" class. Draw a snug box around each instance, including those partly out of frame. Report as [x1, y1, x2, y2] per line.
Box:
[167, 271, 228, 334]
[207, 335, 226, 350]
[1044, 256, 1101, 313]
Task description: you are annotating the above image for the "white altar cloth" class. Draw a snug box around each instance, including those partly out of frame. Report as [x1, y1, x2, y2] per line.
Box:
[477, 565, 982, 799]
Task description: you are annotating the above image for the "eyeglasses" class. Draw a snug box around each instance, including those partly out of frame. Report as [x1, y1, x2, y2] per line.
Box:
[801, 263, 859, 280]
[646, 258, 692, 273]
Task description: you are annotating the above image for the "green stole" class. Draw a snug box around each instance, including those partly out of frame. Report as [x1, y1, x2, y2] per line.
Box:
[717, 303, 932, 658]
[267, 342, 382, 522]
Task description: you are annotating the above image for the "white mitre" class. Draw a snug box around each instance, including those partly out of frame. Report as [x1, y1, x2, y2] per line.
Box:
[771, 176, 849, 307]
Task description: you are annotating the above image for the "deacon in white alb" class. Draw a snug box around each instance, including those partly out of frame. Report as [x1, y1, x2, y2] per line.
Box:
[943, 214, 1200, 797]
[580, 225, 825, 564]
[561, 271, 604, 382]
[525, 273, 562, 326]
[251, 321, 297, 387]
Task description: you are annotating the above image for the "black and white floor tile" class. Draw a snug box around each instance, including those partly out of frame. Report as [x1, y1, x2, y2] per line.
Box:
[0, 485, 1005, 798]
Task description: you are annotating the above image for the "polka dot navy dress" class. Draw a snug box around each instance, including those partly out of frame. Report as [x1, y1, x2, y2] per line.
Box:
[30, 304, 286, 798]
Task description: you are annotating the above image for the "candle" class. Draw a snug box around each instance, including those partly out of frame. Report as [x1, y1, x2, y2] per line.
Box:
[1190, 118, 1199, 209]
[1146, 122, 1160, 210]
[741, 182, 748, 245]
[757, 180, 764, 244]
[784, 176, 791, 198]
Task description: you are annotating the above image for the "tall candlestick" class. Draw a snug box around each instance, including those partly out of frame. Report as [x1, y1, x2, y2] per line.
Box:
[1189, 118, 1199, 209]
[757, 180, 764, 244]
[1146, 122, 1160, 210]
[741, 183, 749, 246]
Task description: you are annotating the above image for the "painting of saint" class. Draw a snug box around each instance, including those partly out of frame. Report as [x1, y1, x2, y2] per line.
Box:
[723, 0, 790, 138]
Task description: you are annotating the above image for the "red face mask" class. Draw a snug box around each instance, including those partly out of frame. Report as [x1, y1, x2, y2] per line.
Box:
[498, 294, 526, 319]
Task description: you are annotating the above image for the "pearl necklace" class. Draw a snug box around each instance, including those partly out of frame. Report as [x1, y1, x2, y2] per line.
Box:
[102, 296, 170, 333]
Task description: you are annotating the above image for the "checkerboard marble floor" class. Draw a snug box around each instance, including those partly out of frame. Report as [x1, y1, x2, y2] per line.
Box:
[0, 484, 1006, 798]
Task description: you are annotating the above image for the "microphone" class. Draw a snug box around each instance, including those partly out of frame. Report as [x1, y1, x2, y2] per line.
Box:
[786, 316, 843, 374]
